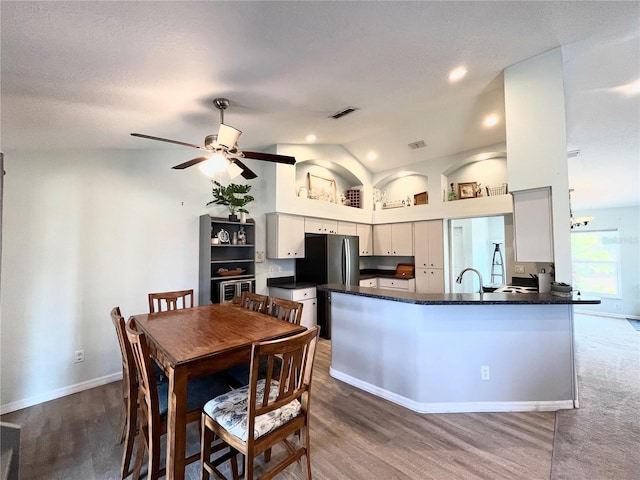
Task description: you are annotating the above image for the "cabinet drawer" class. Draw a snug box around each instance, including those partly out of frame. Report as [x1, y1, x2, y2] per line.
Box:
[377, 277, 411, 290]
[359, 278, 377, 288]
[269, 286, 317, 301]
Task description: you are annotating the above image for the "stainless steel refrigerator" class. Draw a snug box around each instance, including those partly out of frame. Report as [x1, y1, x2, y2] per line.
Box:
[295, 233, 359, 339]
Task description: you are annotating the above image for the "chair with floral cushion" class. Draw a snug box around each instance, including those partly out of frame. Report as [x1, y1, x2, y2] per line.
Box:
[200, 326, 320, 480]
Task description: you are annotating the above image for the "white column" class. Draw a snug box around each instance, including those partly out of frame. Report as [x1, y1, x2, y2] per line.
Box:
[504, 48, 571, 282]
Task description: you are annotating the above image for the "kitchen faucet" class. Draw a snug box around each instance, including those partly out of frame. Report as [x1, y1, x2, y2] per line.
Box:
[456, 267, 484, 293]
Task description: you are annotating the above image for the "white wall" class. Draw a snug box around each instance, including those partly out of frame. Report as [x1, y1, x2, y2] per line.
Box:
[0, 148, 291, 412]
[572, 206, 640, 317]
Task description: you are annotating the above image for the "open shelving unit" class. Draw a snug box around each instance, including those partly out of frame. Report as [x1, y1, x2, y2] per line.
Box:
[199, 215, 256, 305]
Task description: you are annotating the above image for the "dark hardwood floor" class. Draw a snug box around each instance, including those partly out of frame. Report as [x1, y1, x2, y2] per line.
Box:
[2, 313, 638, 479]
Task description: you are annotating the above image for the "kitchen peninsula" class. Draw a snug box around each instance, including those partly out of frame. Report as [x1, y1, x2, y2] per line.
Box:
[319, 284, 600, 414]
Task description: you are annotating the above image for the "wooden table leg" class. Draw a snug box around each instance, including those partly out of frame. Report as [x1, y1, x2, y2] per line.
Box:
[166, 365, 188, 480]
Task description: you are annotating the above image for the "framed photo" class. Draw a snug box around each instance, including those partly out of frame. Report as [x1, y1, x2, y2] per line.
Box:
[458, 182, 477, 199]
[308, 173, 337, 204]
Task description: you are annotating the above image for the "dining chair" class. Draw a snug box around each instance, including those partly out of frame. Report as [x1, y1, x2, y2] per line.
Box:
[265, 297, 304, 325]
[239, 291, 269, 313]
[110, 307, 138, 480]
[124, 317, 238, 480]
[148, 289, 194, 313]
[200, 326, 320, 480]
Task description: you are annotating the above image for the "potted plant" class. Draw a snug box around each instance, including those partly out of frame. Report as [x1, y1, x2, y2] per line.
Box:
[206, 181, 254, 222]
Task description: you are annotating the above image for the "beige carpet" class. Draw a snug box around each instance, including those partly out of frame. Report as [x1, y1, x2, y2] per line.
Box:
[551, 314, 640, 479]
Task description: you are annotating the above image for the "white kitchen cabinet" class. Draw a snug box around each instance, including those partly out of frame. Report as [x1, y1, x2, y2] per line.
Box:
[356, 223, 373, 256]
[512, 187, 554, 262]
[373, 223, 414, 256]
[305, 217, 338, 234]
[337, 221, 357, 236]
[268, 286, 317, 329]
[377, 277, 415, 292]
[359, 277, 377, 288]
[415, 268, 444, 294]
[266, 213, 305, 259]
[414, 220, 444, 293]
[414, 220, 444, 269]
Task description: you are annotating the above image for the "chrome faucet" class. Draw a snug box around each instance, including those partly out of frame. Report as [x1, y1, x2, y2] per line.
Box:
[456, 267, 484, 293]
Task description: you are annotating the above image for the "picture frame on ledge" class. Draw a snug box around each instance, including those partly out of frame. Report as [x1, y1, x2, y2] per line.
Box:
[308, 173, 337, 204]
[458, 182, 477, 199]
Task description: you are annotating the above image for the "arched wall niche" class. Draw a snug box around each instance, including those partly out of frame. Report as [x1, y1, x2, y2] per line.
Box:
[295, 158, 364, 199]
[442, 151, 508, 197]
[374, 171, 429, 207]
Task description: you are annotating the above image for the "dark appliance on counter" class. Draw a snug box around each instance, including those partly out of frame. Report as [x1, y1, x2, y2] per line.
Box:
[295, 234, 359, 339]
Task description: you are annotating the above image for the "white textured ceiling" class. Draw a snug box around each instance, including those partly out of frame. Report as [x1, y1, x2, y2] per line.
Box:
[1, 1, 638, 209]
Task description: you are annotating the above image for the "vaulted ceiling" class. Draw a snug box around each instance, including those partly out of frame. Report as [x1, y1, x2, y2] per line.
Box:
[2, 1, 638, 209]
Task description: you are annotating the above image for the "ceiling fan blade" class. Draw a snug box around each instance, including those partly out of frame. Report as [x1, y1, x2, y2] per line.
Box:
[241, 151, 296, 165]
[172, 155, 212, 170]
[131, 133, 207, 150]
[231, 158, 258, 179]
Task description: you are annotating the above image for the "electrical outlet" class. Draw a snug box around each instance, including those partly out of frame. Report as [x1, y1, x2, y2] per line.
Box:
[615, 303, 621, 310]
[75, 350, 85, 363]
[480, 365, 490, 381]
[269, 266, 274, 273]
[515, 265, 525, 274]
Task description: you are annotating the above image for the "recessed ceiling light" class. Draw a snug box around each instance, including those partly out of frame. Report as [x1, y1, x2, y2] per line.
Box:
[367, 151, 377, 161]
[448, 67, 467, 83]
[306, 134, 316, 142]
[483, 114, 499, 127]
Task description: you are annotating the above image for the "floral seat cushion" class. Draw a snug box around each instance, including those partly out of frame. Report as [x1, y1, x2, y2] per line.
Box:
[203, 379, 301, 442]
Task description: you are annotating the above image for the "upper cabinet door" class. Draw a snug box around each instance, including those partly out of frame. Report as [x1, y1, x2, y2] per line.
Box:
[391, 223, 414, 256]
[426, 220, 444, 268]
[267, 214, 305, 259]
[373, 224, 392, 255]
[305, 217, 338, 234]
[356, 224, 372, 256]
[337, 221, 357, 236]
[512, 187, 554, 262]
[414, 220, 443, 268]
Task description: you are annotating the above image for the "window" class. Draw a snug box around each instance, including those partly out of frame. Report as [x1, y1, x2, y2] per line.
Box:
[571, 230, 620, 297]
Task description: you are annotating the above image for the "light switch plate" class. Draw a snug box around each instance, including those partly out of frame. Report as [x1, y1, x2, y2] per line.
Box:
[256, 251, 265, 263]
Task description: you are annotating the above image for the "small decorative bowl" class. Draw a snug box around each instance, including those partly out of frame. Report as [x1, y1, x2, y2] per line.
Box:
[551, 284, 572, 293]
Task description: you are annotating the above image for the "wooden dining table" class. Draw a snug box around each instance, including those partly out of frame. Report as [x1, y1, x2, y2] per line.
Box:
[131, 303, 306, 480]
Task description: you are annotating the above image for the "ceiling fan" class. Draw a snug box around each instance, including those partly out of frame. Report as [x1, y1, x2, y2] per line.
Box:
[130, 98, 295, 179]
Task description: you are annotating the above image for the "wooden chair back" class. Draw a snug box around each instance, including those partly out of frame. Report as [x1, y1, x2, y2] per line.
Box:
[148, 289, 194, 313]
[239, 291, 268, 312]
[110, 307, 137, 479]
[201, 326, 320, 480]
[265, 296, 304, 325]
[125, 317, 165, 479]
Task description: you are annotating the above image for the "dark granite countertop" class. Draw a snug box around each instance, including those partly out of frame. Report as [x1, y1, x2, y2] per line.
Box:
[318, 283, 601, 305]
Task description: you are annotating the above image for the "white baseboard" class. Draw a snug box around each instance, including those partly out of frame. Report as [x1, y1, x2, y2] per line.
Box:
[330, 368, 574, 414]
[575, 310, 639, 320]
[0, 372, 122, 415]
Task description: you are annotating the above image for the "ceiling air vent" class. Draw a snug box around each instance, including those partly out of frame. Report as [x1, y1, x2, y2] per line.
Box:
[408, 140, 427, 150]
[330, 107, 358, 119]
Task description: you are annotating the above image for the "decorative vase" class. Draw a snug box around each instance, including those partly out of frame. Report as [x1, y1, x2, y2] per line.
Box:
[375, 201, 382, 211]
[240, 212, 247, 223]
[228, 214, 239, 222]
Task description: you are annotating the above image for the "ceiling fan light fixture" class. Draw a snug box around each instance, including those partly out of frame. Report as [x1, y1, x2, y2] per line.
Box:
[218, 124, 242, 149]
[227, 161, 244, 179]
[198, 154, 227, 177]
